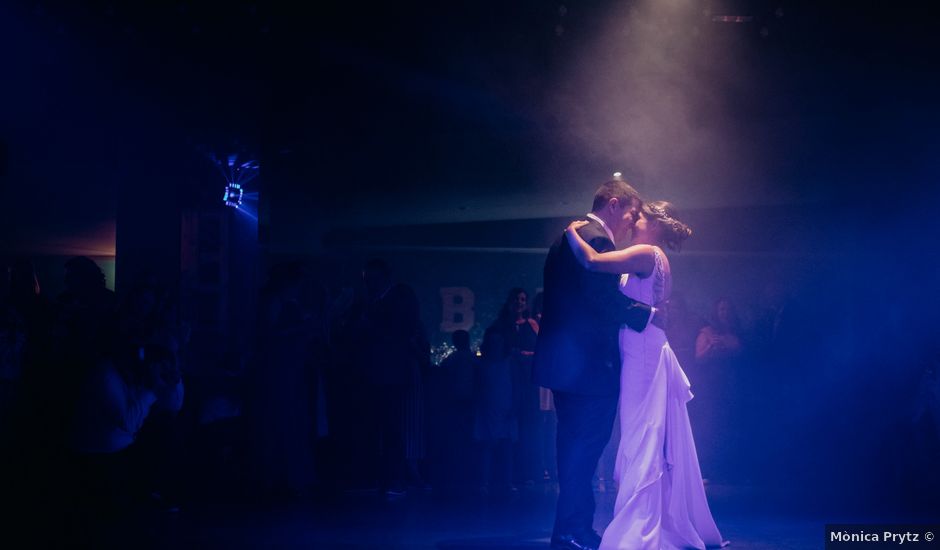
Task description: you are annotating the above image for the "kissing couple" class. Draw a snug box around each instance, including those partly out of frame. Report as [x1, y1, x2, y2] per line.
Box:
[533, 176, 728, 550]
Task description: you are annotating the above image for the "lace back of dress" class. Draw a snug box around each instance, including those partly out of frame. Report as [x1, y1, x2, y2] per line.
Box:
[652, 248, 666, 304]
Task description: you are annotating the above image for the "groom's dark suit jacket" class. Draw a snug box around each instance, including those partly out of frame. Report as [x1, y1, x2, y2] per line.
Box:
[533, 219, 652, 396]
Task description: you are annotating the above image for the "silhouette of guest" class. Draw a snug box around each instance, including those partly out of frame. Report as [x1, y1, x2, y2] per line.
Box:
[474, 328, 517, 494]
[33, 258, 118, 466]
[530, 290, 557, 480]
[487, 288, 541, 485]
[359, 259, 429, 495]
[71, 334, 184, 454]
[114, 276, 191, 511]
[433, 330, 476, 487]
[695, 297, 743, 364]
[7, 258, 53, 359]
[67, 331, 183, 534]
[55, 256, 117, 365]
[251, 262, 317, 497]
[693, 297, 744, 481]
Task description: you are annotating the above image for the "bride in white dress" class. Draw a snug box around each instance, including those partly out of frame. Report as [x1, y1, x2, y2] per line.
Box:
[565, 201, 727, 550]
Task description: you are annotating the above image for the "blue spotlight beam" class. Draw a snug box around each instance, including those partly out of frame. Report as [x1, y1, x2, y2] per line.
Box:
[234, 206, 258, 222]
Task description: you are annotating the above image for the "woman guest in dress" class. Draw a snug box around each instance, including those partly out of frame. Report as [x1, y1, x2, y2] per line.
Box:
[488, 288, 541, 485]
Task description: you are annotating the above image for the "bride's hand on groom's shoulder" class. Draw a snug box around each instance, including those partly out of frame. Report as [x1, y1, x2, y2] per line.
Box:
[567, 220, 590, 233]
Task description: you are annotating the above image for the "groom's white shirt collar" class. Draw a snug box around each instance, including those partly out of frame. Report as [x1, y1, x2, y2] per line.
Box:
[585, 213, 616, 246]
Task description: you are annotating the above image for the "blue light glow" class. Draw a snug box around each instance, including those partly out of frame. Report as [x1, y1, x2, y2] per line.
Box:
[212, 152, 259, 214]
[224, 182, 244, 207]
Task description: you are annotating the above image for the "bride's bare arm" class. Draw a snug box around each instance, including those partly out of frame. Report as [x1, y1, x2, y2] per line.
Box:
[565, 221, 656, 276]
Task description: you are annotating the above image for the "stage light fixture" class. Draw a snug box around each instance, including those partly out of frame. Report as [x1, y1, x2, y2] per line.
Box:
[223, 182, 244, 208]
[211, 152, 258, 216]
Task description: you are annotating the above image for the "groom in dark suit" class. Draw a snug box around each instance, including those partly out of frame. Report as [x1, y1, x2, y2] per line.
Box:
[534, 177, 658, 550]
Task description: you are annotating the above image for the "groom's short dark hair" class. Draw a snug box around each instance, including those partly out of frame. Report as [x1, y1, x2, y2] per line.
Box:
[592, 178, 641, 212]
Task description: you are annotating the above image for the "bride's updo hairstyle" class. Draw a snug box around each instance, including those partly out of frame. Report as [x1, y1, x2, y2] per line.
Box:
[643, 200, 692, 251]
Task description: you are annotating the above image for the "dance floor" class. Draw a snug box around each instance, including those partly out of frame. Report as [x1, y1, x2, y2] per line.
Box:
[69, 481, 923, 549]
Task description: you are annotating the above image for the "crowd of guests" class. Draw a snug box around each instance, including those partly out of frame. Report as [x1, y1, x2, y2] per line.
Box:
[2, 253, 937, 542]
[0, 257, 186, 544]
[249, 265, 557, 499]
[431, 288, 553, 495]
[0, 255, 562, 524]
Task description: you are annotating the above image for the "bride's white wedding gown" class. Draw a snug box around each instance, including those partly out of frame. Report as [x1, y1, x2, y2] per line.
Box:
[600, 250, 726, 550]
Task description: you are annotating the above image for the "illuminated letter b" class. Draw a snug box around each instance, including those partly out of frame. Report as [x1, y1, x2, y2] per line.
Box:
[440, 287, 475, 332]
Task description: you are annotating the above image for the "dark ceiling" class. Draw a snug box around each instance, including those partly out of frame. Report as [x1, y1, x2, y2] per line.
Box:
[2, 1, 938, 253]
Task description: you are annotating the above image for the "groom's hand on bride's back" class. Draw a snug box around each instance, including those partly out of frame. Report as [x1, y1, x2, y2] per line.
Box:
[650, 301, 669, 330]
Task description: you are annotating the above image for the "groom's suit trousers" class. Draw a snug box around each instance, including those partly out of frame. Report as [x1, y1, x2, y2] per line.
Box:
[552, 390, 618, 537]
